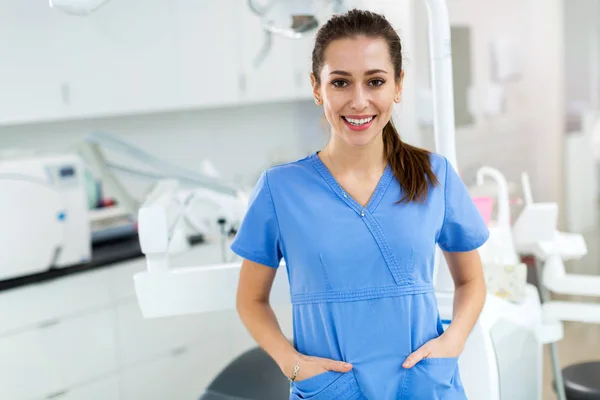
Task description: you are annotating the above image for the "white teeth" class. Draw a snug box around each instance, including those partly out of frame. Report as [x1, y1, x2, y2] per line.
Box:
[345, 116, 374, 126]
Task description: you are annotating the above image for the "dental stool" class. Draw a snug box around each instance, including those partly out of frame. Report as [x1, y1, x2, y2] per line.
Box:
[199, 346, 291, 400]
[560, 361, 600, 400]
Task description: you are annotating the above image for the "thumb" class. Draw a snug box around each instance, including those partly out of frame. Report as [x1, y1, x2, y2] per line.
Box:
[324, 359, 353, 372]
[403, 348, 429, 369]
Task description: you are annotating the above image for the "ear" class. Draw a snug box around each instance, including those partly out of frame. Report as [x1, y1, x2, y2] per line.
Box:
[394, 70, 405, 103]
[310, 73, 322, 105]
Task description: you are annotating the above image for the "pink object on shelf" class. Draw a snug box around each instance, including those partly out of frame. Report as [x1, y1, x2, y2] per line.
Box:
[473, 196, 494, 225]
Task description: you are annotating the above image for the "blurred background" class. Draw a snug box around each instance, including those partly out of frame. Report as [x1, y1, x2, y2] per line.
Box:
[0, 0, 599, 399]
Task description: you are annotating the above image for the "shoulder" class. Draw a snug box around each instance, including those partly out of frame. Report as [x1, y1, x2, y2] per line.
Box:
[259, 152, 318, 190]
[426, 152, 450, 181]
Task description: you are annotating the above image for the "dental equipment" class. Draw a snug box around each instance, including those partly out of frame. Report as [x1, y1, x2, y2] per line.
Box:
[0, 152, 91, 281]
[80, 132, 249, 258]
[246, 0, 347, 67]
[513, 172, 600, 400]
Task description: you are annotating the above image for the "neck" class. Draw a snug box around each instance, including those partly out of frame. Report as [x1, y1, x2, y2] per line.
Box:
[325, 131, 387, 174]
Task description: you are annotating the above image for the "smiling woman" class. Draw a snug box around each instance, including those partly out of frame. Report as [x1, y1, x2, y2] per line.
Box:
[233, 8, 489, 400]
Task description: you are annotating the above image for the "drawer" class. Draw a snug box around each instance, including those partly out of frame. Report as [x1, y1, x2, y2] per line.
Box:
[0, 269, 112, 336]
[119, 344, 230, 400]
[0, 308, 118, 400]
[116, 300, 238, 367]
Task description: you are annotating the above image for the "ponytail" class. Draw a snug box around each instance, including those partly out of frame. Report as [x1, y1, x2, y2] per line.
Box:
[382, 120, 439, 204]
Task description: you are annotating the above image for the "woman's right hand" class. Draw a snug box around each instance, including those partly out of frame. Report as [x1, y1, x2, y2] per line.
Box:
[283, 353, 353, 382]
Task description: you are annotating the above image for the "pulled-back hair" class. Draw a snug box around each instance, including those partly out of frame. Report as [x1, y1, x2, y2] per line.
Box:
[312, 9, 438, 203]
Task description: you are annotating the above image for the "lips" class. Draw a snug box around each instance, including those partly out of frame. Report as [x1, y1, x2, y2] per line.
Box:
[341, 115, 376, 131]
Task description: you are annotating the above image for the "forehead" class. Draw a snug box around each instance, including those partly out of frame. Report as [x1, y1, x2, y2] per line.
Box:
[322, 36, 392, 74]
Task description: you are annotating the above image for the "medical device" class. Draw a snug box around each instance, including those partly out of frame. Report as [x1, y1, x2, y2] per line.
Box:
[80, 132, 250, 256]
[0, 152, 92, 281]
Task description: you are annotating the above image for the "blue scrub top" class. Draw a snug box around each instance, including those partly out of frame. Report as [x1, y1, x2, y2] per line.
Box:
[231, 152, 489, 400]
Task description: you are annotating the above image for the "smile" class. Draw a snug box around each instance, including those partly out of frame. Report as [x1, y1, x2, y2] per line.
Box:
[342, 115, 376, 131]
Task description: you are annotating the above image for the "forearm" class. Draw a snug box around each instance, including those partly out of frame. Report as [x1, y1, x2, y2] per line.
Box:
[237, 299, 299, 374]
[443, 275, 486, 348]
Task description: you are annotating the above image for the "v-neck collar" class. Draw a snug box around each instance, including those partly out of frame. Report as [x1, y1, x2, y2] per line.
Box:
[309, 151, 393, 216]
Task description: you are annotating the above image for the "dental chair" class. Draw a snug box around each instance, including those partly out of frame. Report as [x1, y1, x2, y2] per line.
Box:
[512, 173, 600, 400]
[199, 346, 291, 400]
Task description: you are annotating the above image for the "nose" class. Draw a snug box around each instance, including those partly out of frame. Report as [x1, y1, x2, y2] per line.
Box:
[350, 85, 369, 111]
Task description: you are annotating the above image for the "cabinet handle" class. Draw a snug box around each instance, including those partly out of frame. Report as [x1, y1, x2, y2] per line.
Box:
[46, 389, 68, 399]
[239, 74, 246, 95]
[38, 319, 61, 329]
[60, 83, 71, 106]
[171, 346, 188, 357]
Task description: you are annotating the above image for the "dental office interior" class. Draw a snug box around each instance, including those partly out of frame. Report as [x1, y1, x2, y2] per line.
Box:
[1, 0, 600, 399]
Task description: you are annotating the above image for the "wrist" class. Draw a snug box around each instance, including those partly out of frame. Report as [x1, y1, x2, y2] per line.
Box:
[275, 349, 301, 376]
[440, 328, 467, 352]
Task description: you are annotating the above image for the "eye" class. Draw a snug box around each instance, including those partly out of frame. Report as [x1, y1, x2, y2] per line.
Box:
[331, 79, 348, 88]
[369, 79, 385, 87]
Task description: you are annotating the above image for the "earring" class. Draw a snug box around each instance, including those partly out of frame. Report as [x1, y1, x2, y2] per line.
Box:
[315, 97, 321, 105]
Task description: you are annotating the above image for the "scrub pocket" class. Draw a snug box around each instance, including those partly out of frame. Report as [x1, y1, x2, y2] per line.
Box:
[290, 370, 365, 400]
[406, 357, 464, 399]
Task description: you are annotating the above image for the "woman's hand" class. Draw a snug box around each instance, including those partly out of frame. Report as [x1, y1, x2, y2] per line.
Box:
[282, 353, 353, 382]
[402, 333, 465, 368]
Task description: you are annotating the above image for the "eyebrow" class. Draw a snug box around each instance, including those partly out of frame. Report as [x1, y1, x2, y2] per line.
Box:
[329, 69, 388, 76]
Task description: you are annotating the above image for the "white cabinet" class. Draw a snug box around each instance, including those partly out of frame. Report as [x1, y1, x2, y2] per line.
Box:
[116, 300, 235, 367]
[0, 269, 111, 336]
[0, 309, 117, 400]
[61, 0, 180, 119]
[0, 0, 71, 125]
[292, 30, 318, 100]
[173, 0, 241, 109]
[0, 0, 319, 126]
[237, 0, 297, 103]
[119, 345, 224, 400]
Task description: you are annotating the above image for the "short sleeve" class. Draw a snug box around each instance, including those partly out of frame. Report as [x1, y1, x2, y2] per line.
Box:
[230, 170, 283, 268]
[437, 158, 490, 252]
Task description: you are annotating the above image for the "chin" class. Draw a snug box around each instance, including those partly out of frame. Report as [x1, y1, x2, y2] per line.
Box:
[342, 129, 381, 148]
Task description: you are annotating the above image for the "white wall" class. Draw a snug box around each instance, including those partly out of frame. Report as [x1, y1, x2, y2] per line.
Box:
[0, 100, 327, 199]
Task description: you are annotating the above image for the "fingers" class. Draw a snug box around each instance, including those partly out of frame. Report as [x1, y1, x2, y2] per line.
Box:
[402, 347, 431, 369]
[323, 359, 353, 372]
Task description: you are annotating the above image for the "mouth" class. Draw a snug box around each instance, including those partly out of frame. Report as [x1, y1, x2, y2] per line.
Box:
[342, 115, 376, 130]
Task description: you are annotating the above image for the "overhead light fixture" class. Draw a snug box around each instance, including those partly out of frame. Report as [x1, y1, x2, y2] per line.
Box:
[248, 0, 347, 67]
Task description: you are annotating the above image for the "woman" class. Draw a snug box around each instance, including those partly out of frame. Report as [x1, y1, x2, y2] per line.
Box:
[232, 8, 489, 400]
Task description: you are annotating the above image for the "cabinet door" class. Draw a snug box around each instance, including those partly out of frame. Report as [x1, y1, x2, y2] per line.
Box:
[120, 345, 228, 400]
[237, 0, 297, 103]
[172, 0, 240, 109]
[292, 30, 318, 100]
[116, 300, 235, 367]
[0, 268, 111, 336]
[62, 0, 179, 119]
[0, 309, 117, 400]
[0, 0, 69, 125]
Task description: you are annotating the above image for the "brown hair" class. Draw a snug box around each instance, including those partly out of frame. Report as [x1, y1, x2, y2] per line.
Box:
[312, 9, 438, 203]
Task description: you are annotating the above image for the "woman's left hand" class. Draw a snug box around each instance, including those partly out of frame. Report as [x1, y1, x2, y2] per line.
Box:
[402, 333, 465, 369]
